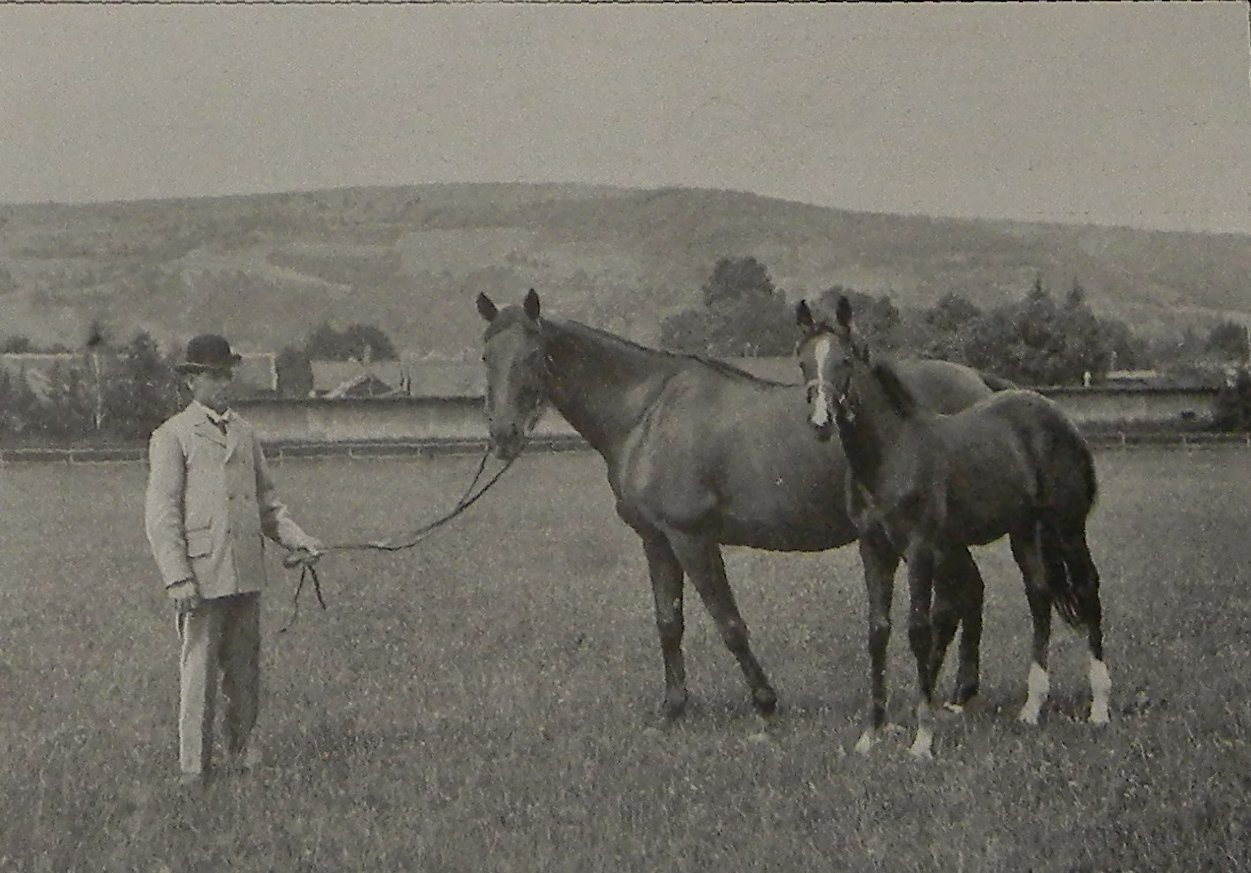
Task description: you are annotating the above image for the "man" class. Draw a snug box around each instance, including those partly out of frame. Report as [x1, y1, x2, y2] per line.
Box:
[145, 334, 323, 788]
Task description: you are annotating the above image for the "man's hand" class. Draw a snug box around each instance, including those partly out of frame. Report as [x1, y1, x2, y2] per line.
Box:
[283, 540, 324, 569]
[168, 578, 202, 615]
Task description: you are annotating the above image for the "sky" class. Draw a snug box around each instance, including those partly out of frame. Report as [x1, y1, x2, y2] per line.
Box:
[1, 2, 1249, 235]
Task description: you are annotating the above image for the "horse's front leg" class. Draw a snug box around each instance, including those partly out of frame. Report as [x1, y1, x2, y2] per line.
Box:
[854, 526, 898, 754]
[640, 532, 688, 722]
[666, 532, 777, 718]
[936, 546, 985, 711]
[905, 540, 938, 759]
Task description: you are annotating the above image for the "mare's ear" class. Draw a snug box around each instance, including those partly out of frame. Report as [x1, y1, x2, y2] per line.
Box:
[476, 293, 498, 322]
[795, 299, 815, 329]
[835, 295, 853, 331]
[523, 288, 541, 321]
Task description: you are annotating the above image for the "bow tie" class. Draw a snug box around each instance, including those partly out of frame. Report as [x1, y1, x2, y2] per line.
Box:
[205, 411, 232, 435]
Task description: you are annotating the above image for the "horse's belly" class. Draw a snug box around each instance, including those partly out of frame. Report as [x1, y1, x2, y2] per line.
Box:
[943, 487, 1030, 545]
[715, 506, 859, 552]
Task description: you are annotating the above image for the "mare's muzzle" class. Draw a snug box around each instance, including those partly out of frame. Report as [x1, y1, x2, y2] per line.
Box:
[488, 420, 526, 461]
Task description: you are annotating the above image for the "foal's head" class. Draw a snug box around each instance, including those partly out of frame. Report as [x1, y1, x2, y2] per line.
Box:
[794, 295, 871, 440]
[476, 289, 549, 461]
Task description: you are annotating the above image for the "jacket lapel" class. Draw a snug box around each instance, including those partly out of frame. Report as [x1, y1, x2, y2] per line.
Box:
[223, 417, 239, 462]
[190, 414, 228, 449]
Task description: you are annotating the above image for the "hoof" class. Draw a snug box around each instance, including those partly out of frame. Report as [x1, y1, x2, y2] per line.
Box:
[746, 731, 772, 744]
[909, 727, 935, 760]
[660, 696, 688, 724]
[853, 730, 876, 755]
[753, 690, 779, 718]
[1017, 708, 1041, 726]
[942, 702, 965, 715]
[1089, 708, 1111, 726]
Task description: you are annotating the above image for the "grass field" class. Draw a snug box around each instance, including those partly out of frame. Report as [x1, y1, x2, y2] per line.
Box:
[1, 447, 1249, 872]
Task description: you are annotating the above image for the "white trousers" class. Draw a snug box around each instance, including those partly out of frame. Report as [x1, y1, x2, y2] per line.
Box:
[176, 592, 261, 775]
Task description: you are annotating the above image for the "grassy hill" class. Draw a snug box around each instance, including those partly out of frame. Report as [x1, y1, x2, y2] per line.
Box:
[1, 183, 1248, 356]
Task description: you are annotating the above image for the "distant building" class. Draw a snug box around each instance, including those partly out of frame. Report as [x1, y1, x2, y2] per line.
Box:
[311, 358, 407, 398]
[310, 352, 486, 398]
[398, 352, 484, 397]
[233, 352, 278, 395]
[0, 350, 277, 398]
[0, 352, 120, 400]
[1100, 369, 1162, 388]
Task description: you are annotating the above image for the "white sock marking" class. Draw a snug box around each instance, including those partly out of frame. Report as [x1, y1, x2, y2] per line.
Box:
[1089, 658, 1112, 724]
[1018, 662, 1050, 725]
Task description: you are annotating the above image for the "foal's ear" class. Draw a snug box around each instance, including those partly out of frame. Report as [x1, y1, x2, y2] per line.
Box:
[835, 295, 853, 330]
[523, 288, 541, 321]
[795, 299, 815, 329]
[476, 293, 498, 322]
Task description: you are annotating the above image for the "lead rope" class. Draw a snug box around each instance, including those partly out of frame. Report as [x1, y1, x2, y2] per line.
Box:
[279, 445, 516, 632]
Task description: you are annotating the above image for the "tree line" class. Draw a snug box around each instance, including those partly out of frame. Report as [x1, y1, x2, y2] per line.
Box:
[3, 259, 1249, 442]
[659, 256, 1249, 387]
[0, 321, 402, 442]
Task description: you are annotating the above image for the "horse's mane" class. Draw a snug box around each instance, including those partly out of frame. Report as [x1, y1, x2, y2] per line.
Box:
[870, 360, 920, 419]
[555, 319, 795, 388]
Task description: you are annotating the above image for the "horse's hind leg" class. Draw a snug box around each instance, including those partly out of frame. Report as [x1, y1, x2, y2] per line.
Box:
[667, 533, 777, 717]
[855, 528, 898, 754]
[933, 546, 984, 711]
[1010, 528, 1052, 725]
[1062, 527, 1111, 724]
[640, 532, 688, 722]
[904, 542, 938, 759]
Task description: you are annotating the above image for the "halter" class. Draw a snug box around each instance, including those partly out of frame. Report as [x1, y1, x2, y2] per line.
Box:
[483, 322, 552, 440]
[804, 330, 858, 427]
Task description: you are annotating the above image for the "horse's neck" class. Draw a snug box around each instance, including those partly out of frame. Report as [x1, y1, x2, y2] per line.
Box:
[839, 369, 914, 490]
[543, 320, 677, 455]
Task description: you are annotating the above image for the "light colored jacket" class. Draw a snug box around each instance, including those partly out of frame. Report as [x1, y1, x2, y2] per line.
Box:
[145, 402, 317, 599]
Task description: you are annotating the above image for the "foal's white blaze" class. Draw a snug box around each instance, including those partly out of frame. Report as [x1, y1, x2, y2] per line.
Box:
[1018, 662, 1050, 725]
[1089, 658, 1112, 725]
[808, 335, 832, 429]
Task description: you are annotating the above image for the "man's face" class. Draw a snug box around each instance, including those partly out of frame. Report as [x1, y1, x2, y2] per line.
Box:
[187, 368, 234, 411]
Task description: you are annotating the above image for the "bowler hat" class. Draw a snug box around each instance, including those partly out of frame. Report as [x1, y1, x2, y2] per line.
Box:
[174, 334, 242, 374]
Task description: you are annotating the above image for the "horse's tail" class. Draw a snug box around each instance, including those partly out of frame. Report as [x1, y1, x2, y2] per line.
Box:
[1036, 421, 1101, 629]
[1077, 430, 1099, 510]
[1038, 518, 1102, 630]
[1038, 521, 1081, 628]
[979, 371, 1018, 392]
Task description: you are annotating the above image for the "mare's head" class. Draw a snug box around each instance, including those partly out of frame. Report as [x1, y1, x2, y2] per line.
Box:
[794, 295, 871, 440]
[476, 289, 549, 460]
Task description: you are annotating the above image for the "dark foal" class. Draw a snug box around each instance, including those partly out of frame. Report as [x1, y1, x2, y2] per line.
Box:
[796, 296, 1111, 758]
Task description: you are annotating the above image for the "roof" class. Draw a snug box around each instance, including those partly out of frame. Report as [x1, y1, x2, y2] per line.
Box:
[311, 359, 407, 397]
[0, 352, 115, 401]
[0, 350, 276, 399]
[399, 355, 484, 397]
[310, 355, 485, 398]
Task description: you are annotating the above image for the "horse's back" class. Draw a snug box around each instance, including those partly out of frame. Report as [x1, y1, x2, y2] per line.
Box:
[894, 359, 997, 413]
[943, 389, 1097, 521]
